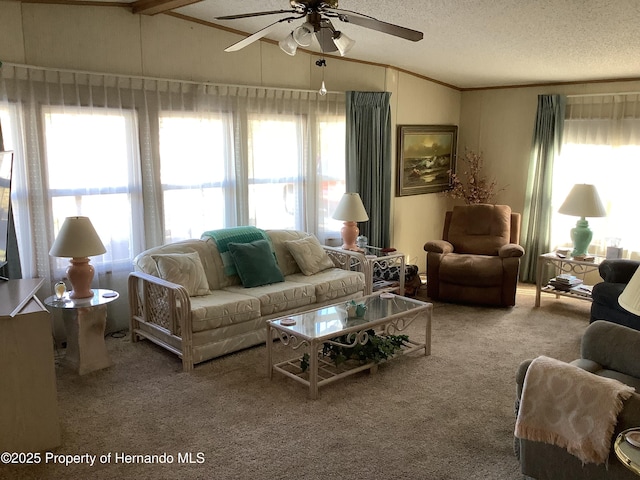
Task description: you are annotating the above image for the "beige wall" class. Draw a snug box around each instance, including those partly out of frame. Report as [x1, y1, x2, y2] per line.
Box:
[0, 3, 390, 92]
[389, 71, 461, 268]
[0, 1, 26, 64]
[0, 2, 461, 270]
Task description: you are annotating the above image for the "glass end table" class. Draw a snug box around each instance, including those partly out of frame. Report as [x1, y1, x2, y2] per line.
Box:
[361, 246, 406, 295]
[535, 252, 604, 307]
[615, 428, 640, 476]
[45, 288, 119, 375]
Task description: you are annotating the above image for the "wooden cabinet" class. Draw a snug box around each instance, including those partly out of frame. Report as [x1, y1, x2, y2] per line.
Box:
[0, 278, 61, 452]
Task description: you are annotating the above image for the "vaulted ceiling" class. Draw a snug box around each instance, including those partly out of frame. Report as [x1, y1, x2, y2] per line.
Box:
[49, 0, 640, 89]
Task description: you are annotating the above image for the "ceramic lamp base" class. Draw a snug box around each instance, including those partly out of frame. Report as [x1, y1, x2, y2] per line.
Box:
[341, 221, 362, 251]
[570, 217, 593, 258]
[67, 257, 95, 299]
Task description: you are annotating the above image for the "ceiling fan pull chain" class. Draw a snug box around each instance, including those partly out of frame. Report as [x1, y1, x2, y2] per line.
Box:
[316, 58, 327, 96]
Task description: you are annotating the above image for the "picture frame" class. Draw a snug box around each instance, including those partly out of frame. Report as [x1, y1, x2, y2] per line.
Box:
[396, 125, 458, 197]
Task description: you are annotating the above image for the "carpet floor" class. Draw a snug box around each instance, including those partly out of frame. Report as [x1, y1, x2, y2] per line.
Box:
[6, 284, 592, 480]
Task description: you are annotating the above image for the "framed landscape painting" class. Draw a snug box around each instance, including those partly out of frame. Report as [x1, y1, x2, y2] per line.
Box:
[396, 125, 458, 196]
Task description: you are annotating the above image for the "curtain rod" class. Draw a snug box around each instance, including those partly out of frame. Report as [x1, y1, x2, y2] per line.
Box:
[567, 92, 640, 98]
[1, 61, 343, 96]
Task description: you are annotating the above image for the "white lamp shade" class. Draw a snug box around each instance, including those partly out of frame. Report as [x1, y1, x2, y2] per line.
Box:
[49, 216, 106, 258]
[278, 33, 298, 56]
[333, 31, 355, 56]
[558, 184, 606, 218]
[333, 193, 369, 222]
[293, 23, 313, 47]
[619, 268, 640, 316]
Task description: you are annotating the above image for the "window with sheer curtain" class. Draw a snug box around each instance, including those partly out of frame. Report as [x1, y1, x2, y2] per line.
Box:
[551, 94, 640, 259]
[43, 106, 143, 276]
[0, 64, 346, 300]
[158, 111, 345, 243]
[159, 112, 231, 241]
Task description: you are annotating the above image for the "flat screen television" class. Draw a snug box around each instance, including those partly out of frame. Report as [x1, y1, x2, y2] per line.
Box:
[0, 151, 14, 273]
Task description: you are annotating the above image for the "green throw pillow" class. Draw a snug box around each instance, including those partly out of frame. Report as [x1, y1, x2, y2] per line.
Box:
[227, 239, 285, 288]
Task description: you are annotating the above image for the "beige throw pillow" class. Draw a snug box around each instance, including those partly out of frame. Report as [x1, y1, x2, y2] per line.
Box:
[151, 251, 210, 296]
[285, 236, 335, 276]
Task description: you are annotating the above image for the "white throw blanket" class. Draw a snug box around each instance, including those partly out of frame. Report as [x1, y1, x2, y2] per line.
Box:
[515, 355, 635, 465]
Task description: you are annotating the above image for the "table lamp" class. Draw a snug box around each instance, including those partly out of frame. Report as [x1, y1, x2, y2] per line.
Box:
[619, 268, 640, 316]
[332, 192, 369, 251]
[49, 216, 106, 299]
[557, 183, 606, 257]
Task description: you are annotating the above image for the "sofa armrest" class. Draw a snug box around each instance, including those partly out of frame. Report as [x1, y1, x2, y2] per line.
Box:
[128, 271, 194, 370]
[322, 246, 366, 272]
[499, 243, 525, 258]
[591, 281, 626, 304]
[570, 358, 603, 373]
[617, 392, 640, 432]
[599, 259, 640, 283]
[581, 320, 640, 379]
[515, 359, 532, 400]
[423, 240, 453, 254]
[516, 356, 631, 401]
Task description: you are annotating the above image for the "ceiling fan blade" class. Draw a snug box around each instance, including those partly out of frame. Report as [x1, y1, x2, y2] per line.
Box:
[224, 15, 301, 52]
[333, 10, 424, 42]
[216, 10, 295, 21]
[315, 21, 339, 53]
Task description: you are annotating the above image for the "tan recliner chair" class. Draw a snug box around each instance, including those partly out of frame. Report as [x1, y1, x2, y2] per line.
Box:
[423, 204, 524, 307]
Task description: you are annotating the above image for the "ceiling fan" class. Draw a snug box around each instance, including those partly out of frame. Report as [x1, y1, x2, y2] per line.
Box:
[216, 0, 423, 56]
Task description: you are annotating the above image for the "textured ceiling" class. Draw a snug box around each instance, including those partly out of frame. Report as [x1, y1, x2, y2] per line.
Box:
[85, 0, 640, 88]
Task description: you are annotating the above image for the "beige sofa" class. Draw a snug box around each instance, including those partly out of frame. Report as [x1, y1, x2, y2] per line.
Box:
[128, 229, 366, 371]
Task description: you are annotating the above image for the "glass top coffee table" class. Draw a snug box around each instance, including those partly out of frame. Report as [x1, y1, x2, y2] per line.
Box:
[266, 293, 432, 399]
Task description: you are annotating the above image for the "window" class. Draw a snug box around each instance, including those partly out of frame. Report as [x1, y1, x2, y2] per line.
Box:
[0, 64, 346, 288]
[159, 110, 346, 243]
[43, 107, 142, 274]
[245, 113, 346, 236]
[159, 113, 232, 242]
[247, 114, 302, 230]
[551, 118, 640, 256]
[317, 119, 347, 235]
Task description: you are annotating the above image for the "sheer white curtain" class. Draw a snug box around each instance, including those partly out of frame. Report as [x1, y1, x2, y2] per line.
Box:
[551, 94, 640, 259]
[155, 84, 346, 244]
[0, 67, 147, 336]
[0, 63, 346, 334]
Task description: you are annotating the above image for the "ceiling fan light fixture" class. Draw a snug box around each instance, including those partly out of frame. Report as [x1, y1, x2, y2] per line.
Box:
[279, 32, 298, 56]
[293, 22, 313, 47]
[218, 4, 423, 55]
[332, 31, 355, 56]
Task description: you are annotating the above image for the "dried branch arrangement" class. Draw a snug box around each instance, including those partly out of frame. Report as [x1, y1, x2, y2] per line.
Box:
[445, 148, 505, 204]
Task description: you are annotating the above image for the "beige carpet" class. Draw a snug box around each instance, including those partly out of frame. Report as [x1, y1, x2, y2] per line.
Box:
[7, 284, 591, 480]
